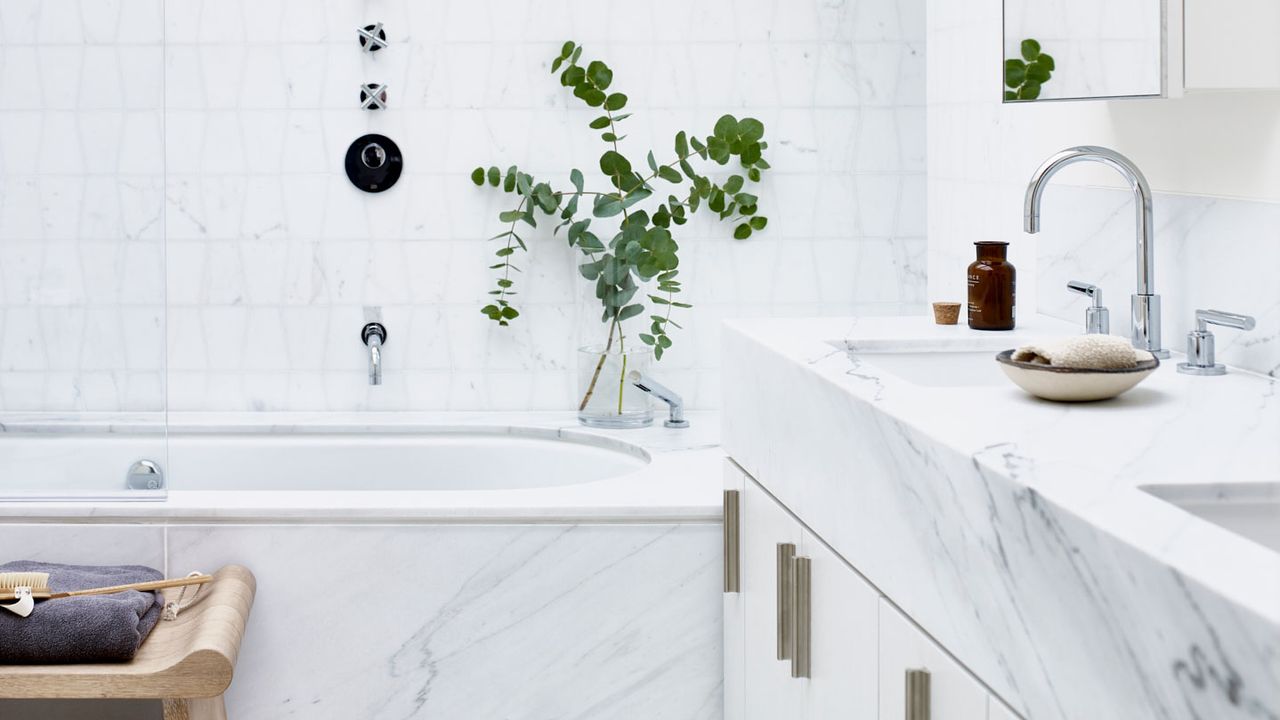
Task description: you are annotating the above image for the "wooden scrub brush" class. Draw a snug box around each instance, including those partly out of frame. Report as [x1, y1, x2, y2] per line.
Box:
[0, 571, 212, 618]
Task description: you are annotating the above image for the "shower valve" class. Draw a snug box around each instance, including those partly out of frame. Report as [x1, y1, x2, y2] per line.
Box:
[358, 23, 388, 52]
[360, 83, 388, 110]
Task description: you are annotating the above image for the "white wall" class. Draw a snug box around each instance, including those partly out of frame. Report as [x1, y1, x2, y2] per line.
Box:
[928, 0, 1280, 376]
[0, 0, 929, 414]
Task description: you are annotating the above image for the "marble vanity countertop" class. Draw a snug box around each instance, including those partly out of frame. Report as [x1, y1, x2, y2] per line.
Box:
[722, 314, 1280, 719]
[0, 411, 724, 523]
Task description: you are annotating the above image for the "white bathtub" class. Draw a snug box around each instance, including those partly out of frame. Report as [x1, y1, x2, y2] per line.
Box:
[0, 412, 724, 719]
[0, 411, 722, 520]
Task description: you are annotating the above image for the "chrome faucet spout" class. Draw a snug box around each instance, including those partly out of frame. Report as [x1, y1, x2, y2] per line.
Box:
[627, 371, 689, 428]
[361, 323, 387, 386]
[1023, 146, 1167, 357]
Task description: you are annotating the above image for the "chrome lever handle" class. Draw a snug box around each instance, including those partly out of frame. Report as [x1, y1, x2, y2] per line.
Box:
[1194, 309, 1256, 333]
[1067, 280, 1109, 334]
[1178, 308, 1255, 376]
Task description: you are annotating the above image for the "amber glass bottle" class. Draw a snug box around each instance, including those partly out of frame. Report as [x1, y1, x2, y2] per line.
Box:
[967, 241, 1015, 330]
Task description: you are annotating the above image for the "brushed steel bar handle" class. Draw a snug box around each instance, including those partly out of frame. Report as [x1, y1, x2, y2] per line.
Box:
[776, 542, 795, 660]
[790, 556, 812, 679]
[723, 490, 740, 593]
[905, 668, 932, 720]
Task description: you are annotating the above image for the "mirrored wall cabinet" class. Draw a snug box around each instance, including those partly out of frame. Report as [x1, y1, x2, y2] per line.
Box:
[1003, 0, 1280, 102]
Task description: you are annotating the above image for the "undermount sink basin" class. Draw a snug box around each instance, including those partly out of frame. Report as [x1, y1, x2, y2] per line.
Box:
[1141, 483, 1280, 554]
[842, 349, 1009, 388]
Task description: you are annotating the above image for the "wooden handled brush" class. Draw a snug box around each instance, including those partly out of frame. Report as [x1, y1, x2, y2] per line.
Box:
[0, 572, 213, 617]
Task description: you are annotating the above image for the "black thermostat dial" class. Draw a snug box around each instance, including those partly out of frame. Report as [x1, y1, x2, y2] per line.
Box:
[345, 134, 403, 193]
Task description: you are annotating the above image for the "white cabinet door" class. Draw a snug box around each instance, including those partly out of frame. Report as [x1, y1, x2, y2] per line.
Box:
[724, 461, 746, 720]
[800, 528, 879, 719]
[879, 599, 989, 720]
[742, 476, 805, 720]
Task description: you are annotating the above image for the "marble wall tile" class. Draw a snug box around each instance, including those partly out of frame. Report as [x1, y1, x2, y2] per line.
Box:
[167, 522, 722, 719]
[0, 0, 925, 413]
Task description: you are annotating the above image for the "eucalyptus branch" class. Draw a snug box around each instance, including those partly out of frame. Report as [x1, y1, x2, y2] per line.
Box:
[470, 39, 774, 414]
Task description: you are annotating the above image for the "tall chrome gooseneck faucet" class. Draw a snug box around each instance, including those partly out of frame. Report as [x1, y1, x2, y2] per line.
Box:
[1024, 146, 1169, 358]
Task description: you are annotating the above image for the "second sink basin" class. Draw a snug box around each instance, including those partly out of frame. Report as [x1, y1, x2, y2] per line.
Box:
[1141, 483, 1280, 554]
[842, 348, 1009, 388]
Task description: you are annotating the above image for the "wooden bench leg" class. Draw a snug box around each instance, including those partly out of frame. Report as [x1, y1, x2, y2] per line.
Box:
[163, 696, 227, 720]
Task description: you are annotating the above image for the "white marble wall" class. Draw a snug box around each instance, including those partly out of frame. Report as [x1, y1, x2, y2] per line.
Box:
[0, 0, 927, 413]
[0, 520, 721, 719]
[928, 0, 1280, 377]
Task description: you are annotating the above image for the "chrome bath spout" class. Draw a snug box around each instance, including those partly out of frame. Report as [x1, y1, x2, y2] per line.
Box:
[1024, 146, 1168, 357]
[628, 371, 689, 428]
[361, 323, 387, 386]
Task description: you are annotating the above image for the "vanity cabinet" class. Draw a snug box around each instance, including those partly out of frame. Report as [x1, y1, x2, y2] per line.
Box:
[878, 600, 989, 719]
[724, 460, 1021, 720]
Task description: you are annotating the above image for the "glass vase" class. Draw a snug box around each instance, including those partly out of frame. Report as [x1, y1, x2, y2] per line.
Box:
[576, 345, 654, 428]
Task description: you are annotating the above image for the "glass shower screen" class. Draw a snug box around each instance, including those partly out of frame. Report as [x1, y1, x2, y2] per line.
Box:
[0, 2, 167, 499]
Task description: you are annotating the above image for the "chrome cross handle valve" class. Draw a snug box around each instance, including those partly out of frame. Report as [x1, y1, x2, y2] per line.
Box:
[360, 83, 388, 110]
[1177, 309, 1255, 376]
[358, 23, 388, 52]
[1067, 280, 1109, 334]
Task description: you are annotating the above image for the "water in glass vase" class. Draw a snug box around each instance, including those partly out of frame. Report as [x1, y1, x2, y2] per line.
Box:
[577, 345, 654, 428]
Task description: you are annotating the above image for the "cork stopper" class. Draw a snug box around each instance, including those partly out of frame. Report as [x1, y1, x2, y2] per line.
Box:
[932, 302, 961, 325]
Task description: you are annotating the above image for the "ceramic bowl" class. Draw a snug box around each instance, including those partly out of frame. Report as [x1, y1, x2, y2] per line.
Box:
[995, 349, 1160, 402]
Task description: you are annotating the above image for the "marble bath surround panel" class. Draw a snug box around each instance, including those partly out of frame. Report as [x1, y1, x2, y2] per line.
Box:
[722, 317, 1280, 719]
[0, 520, 722, 719]
[0, 0, 927, 414]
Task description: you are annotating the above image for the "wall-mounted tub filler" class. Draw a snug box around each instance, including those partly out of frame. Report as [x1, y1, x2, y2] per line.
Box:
[1177, 309, 1256, 376]
[1025, 146, 1169, 358]
[1067, 280, 1110, 334]
[628, 372, 689, 428]
[126, 460, 164, 490]
[362, 322, 387, 386]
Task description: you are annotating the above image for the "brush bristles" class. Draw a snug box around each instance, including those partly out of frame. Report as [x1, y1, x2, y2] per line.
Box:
[0, 571, 50, 591]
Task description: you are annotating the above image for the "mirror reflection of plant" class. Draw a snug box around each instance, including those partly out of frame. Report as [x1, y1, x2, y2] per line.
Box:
[1005, 39, 1055, 100]
[470, 41, 771, 411]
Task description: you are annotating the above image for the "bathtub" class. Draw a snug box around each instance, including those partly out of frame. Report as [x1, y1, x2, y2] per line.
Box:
[0, 412, 724, 719]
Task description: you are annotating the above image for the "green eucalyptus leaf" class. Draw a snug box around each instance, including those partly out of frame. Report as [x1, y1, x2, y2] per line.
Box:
[589, 116, 611, 130]
[658, 166, 682, 183]
[487, 167, 501, 186]
[470, 167, 485, 186]
[604, 93, 627, 111]
[587, 60, 613, 89]
[1004, 58, 1027, 88]
[1021, 38, 1041, 61]
[714, 114, 738, 139]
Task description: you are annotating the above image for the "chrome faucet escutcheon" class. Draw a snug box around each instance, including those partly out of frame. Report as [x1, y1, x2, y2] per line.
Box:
[361, 322, 387, 386]
[1024, 146, 1168, 357]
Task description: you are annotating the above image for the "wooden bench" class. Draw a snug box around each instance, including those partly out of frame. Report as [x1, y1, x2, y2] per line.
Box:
[0, 565, 256, 720]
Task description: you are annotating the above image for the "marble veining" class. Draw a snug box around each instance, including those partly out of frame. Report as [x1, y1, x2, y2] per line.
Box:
[723, 315, 1280, 719]
[165, 522, 722, 719]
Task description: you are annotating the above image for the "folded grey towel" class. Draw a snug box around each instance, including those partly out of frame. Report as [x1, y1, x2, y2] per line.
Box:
[0, 561, 165, 664]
